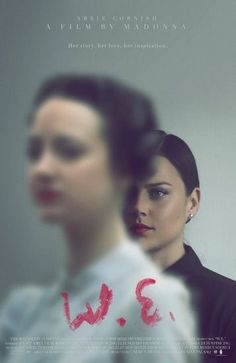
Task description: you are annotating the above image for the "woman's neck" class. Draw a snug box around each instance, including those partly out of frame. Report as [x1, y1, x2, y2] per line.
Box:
[63, 212, 127, 275]
[148, 239, 185, 271]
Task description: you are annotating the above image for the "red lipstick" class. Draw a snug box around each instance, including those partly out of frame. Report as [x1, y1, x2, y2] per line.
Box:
[131, 223, 155, 236]
[36, 189, 60, 204]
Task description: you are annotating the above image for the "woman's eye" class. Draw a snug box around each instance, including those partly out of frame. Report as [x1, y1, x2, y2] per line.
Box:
[57, 145, 85, 160]
[148, 188, 167, 200]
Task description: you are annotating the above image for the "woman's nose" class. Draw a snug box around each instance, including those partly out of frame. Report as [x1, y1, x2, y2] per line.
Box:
[133, 209, 147, 219]
[133, 193, 148, 218]
[31, 152, 57, 181]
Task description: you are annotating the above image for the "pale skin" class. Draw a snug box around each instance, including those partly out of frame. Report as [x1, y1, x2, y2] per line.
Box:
[27, 97, 128, 275]
[127, 156, 200, 269]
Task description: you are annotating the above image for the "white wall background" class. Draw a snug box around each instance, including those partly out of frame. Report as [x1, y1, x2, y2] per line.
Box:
[0, 0, 235, 303]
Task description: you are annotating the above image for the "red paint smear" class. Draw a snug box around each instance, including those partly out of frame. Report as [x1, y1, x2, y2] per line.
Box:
[135, 278, 162, 326]
[61, 283, 113, 330]
[169, 311, 176, 321]
[116, 317, 126, 327]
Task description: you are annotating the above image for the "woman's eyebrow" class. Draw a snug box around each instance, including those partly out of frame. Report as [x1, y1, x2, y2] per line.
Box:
[144, 182, 172, 188]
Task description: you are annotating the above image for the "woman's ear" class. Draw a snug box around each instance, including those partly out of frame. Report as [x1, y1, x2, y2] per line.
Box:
[186, 187, 201, 223]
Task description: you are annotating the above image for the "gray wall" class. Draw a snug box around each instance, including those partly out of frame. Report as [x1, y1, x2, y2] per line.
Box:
[1, 0, 236, 303]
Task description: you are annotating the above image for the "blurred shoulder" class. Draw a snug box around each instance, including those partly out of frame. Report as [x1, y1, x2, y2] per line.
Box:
[0, 284, 50, 324]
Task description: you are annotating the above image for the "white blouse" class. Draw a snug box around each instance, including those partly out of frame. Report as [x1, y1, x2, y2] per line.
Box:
[0, 241, 199, 363]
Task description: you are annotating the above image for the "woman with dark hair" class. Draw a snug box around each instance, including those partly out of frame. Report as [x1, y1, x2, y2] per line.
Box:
[125, 130, 236, 363]
[0, 77, 198, 363]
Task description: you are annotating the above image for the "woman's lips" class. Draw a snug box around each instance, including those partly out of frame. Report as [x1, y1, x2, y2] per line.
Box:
[131, 223, 155, 236]
[36, 189, 60, 204]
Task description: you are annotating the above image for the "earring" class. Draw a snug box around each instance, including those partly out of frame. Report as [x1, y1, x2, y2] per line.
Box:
[186, 213, 194, 224]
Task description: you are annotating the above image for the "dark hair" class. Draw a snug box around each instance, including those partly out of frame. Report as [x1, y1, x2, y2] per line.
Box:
[153, 130, 200, 195]
[28, 74, 159, 181]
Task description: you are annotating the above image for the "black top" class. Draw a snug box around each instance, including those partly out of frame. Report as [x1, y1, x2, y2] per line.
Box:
[165, 245, 236, 363]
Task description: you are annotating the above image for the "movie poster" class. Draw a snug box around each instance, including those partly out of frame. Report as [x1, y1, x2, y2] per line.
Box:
[1, 1, 236, 362]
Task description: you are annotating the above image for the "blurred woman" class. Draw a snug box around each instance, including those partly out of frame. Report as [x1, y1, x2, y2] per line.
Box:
[125, 130, 236, 363]
[0, 78, 198, 363]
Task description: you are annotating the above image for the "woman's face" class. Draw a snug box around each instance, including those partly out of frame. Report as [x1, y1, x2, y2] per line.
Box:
[27, 97, 120, 227]
[126, 155, 199, 253]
